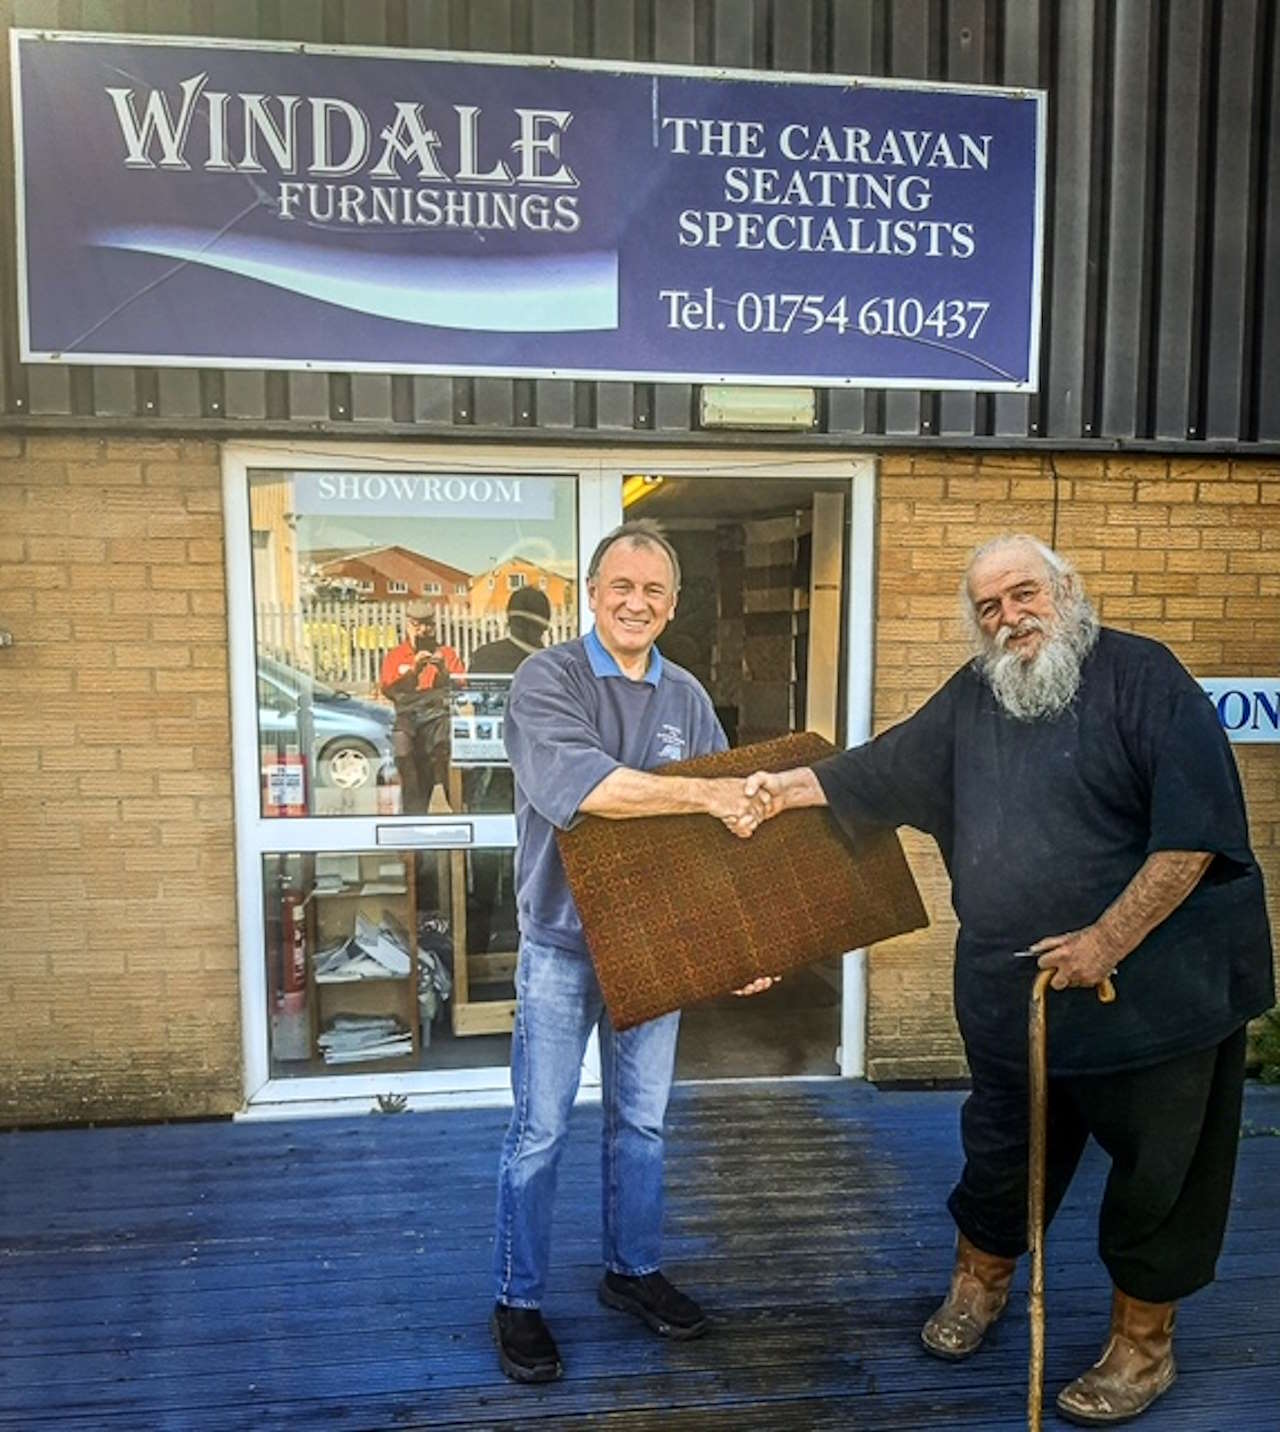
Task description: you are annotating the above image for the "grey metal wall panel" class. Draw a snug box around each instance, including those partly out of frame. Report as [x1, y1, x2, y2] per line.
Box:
[828, 388, 869, 435]
[1153, 0, 1210, 440]
[531, 0, 576, 56]
[139, 1, 206, 33]
[831, 0, 884, 75]
[206, 0, 262, 37]
[597, 381, 635, 429]
[472, 377, 515, 428]
[1100, 0, 1156, 438]
[1, 0, 1276, 452]
[352, 374, 394, 424]
[25, 366, 73, 417]
[336, 3, 390, 45]
[80, 1, 130, 29]
[224, 371, 268, 420]
[772, 0, 814, 71]
[467, 0, 516, 51]
[91, 366, 135, 417]
[655, 0, 696, 62]
[406, 0, 452, 49]
[713, 0, 755, 66]
[263, 0, 324, 42]
[827, 0, 881, 439]
[881, 0, 933, 438]
[938, 0, 990, 438]
[156, 369, 202, 419]
[288, 372, 330, 421]
[1044, 0, 1096, 439]
[888, 0, 934, 76]
[655, 382, 693, 430]
[535, 378, 574, 427]
[595, 0, 639, 59]
[1204, 0, 1263, 440]
[993, 0, 1043, 439]
[654, 0, 697, 435]
[414, 376, 454, 423]
[1258, 9, 1280, 441]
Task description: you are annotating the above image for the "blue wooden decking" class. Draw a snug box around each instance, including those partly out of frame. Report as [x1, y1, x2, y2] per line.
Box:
[2, 1080, 1277, 1431]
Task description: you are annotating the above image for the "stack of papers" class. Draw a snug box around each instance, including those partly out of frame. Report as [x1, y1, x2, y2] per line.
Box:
[317, 1015, 411, 1063]
[313, 911, 412, 982]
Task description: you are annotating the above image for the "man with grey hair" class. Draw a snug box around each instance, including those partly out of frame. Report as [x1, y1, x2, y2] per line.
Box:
[745, 533, 1273, 1425]
[490, 518, 773, 1385]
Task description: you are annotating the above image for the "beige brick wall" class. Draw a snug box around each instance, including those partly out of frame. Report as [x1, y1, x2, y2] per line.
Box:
[865, 451, 1280, 1082]
[1, 436, 1273, 1112]
[0, 434, 240, 1124]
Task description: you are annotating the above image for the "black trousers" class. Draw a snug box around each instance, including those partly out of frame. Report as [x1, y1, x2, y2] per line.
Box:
[394, 720, 451, 815]
[947, 1025, 1247, 1304]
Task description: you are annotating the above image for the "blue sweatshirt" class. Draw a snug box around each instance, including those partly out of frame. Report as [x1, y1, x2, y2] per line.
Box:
[503, 628, 727, 954]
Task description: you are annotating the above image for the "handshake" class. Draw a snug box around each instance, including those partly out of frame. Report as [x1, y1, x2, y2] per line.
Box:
[704, 770, 793, 839]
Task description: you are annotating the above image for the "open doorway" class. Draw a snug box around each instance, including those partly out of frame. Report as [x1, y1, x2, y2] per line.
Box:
[625, 474, 852, 1079]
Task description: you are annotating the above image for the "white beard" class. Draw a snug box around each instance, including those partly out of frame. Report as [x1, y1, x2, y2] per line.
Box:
[978, 600, 1099, 721]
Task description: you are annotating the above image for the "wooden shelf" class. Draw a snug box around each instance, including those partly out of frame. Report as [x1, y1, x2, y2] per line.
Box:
[305, 851, 421, 1065]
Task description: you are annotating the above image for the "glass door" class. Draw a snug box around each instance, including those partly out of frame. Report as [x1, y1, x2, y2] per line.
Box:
[226, 447, 618, 1107]
[228, 445, 874, 1110]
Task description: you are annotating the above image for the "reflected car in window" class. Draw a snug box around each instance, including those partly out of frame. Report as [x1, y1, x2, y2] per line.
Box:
[257, 656, 394, 792]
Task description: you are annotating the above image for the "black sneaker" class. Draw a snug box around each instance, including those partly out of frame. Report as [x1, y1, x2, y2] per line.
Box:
[491, 1303, 563, 1383]
[597, 1270, 709, 1339]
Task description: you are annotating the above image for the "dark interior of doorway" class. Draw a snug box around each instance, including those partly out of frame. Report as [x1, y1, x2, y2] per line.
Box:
[625, 474, 851, 1079]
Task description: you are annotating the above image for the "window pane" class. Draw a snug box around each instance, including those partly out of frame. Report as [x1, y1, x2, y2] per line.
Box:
[249, 469, 577, 817]
[264, 848, 518, 1076]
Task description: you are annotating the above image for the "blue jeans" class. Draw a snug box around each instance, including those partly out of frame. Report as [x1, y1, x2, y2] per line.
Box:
[493, 938, 681, 1308]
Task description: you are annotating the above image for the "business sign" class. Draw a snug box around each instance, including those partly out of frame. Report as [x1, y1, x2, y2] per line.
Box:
[1200, 678, 1280, 744]
[11, 31, 1045, 390]
[289, 471, 558, 520]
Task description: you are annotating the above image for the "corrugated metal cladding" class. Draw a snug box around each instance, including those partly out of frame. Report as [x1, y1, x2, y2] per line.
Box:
[1, 0, 1277, 450]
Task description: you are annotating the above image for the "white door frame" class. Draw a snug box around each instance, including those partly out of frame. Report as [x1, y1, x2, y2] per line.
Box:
[223, 441, 876, 1116]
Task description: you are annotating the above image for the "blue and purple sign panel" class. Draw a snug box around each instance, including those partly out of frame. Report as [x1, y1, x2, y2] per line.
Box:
[12, 32, 1045, 389]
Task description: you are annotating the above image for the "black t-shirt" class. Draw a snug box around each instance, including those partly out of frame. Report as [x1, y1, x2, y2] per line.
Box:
[462, 636, 540, 810]
[468, 636, 540, 675]
[813, 628, 1274, 1075]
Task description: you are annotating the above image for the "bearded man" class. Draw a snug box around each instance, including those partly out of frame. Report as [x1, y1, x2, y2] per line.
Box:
[745, 533, 1273, 1426]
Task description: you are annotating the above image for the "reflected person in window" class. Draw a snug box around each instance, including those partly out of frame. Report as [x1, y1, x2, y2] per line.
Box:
[464, 585, 554, 955]
[490, 520, 774, 1384]
[378, 601, 464, 814]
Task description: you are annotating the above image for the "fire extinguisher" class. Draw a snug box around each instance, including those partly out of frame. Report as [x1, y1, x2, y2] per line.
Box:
[281, 889, 307, 995]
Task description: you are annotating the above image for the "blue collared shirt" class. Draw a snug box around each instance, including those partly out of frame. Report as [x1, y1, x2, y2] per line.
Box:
[583, 624, 664, 687]
[503, 632, 727, 955]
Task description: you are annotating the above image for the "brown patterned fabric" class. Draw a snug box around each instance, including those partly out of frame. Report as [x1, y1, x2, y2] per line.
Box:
[557, 732, 929, 1030]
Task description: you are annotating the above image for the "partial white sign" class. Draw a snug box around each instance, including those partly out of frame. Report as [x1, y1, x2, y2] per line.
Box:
[1199, 678, 1280, 743]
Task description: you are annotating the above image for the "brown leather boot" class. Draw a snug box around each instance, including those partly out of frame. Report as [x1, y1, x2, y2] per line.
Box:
[920, 1232, 1017, 1360]
[1056, 1287, 1177, 1425]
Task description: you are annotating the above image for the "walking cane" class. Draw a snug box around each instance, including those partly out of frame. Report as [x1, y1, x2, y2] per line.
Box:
[1027, 968, 1116, 1432]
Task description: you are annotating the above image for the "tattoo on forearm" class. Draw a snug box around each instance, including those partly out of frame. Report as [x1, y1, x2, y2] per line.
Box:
[1097, 850, 1213, 959]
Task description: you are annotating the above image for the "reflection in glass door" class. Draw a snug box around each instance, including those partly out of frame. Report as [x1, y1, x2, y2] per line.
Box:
[240, 464, 580, 1085]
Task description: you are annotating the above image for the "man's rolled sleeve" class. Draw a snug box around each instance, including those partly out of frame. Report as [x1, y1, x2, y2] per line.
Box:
[504, 669, 619, 830]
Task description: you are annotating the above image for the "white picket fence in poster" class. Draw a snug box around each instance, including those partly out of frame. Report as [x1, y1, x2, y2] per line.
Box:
[256, 600, 577, 690]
